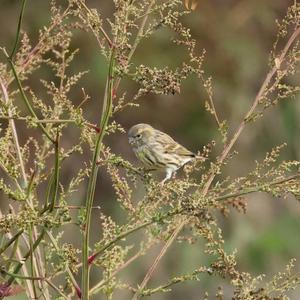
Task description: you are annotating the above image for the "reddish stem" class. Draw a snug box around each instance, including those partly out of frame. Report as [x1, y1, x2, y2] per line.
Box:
[74, 284, 82, 299]
[86, 123, 101, 133]
[88, 253, 97, 265]
[112, 88, 117, 99]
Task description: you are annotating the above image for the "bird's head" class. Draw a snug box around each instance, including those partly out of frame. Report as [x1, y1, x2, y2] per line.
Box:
[128, 123, 154, 147]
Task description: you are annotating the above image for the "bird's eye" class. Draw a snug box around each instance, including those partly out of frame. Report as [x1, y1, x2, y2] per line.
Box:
[136, 134, 141, 138]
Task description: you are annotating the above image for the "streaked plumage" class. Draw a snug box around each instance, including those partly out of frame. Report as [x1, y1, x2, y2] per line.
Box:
[128, 123, 195, 183]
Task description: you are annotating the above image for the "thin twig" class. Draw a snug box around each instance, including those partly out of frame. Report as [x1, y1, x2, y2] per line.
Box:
[128, 0, 155, 63]
[53, 205, 101, 209]
[28, 226, 38, 299]
[88, 219, 155, 265]
[199, 74, 221, 126]
[0, 115, 100, 133]
[0, 116, 75, 123]
[215, 173, 300, 202]
[49, 130, 60, 211]
[89, 243, 156, 295]
[9, 0, 27, 59]
[0, 91, 44, 279]
[44, 279, 69, 300]
[0, 231, 23, 256]
[77, 0, 113, 48]
[0, 79, 28, 188]
[132, 220, 186, 300]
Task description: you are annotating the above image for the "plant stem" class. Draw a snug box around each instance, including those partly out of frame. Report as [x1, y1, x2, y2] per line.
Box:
[45, 279, 69, 300]
[128, 0, 154, 63]
[81, 47, 116, 300]
[9, 0, 27, 59]
[0, 115, 73, 123]
[49, 130, 60, 211]
[88, 219, 155, 264]
[28, 225, 38, 299]
[132, 220, 185, 300]
[215, 173, 300, 202]
[0, 79, 27, 187]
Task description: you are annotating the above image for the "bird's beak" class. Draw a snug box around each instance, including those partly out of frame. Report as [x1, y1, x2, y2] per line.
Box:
[128, 137, 134, 145]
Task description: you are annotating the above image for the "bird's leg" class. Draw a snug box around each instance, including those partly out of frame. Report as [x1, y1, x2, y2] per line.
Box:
[160, 169, 173, 185]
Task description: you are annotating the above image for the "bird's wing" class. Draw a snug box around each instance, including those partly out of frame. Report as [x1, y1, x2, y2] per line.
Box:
[154, 130, 195, 157]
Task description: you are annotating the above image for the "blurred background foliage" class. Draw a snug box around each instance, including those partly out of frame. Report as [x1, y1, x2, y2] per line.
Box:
[1, 0, 300, 299]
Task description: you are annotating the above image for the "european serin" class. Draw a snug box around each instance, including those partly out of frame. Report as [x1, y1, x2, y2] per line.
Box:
[128, 123, 195, 184]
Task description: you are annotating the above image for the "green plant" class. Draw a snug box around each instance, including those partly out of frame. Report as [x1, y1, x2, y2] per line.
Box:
[0, 1, 300, 299]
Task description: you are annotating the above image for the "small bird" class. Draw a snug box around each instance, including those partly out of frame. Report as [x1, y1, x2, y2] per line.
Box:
[128, 123, 196, 184]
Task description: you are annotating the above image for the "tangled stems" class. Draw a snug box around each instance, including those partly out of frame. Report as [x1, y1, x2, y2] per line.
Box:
[5, 54, 55, 144]
[81, 47, 116, 300]
[0, 133, 62, 298]
[0, 230, 45, 300]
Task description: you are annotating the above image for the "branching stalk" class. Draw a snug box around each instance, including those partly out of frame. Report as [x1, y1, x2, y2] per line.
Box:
[4, 56, 55, 143]
[81, 47, 116, 300]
